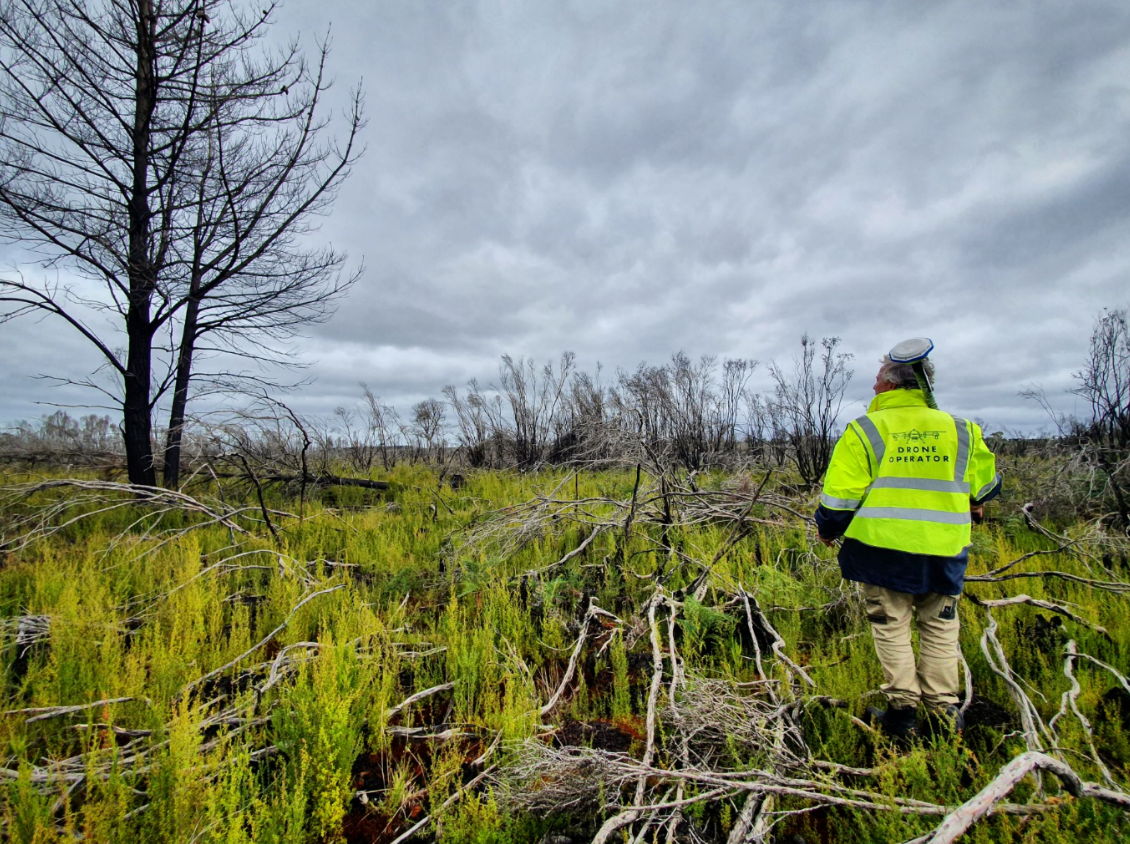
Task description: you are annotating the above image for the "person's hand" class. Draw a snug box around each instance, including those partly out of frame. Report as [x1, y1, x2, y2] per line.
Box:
[970, 504, 984, 524]
[818, 534, 836, 548]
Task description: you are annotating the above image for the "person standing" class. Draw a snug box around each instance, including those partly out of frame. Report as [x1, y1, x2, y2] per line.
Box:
[815, 339, 1001, 741]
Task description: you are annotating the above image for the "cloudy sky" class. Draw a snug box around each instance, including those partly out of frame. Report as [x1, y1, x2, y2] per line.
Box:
[3, 0, 1130, 433]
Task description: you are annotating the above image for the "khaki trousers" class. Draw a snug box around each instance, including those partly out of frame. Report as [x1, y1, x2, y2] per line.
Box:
[862, 584, 960, 708]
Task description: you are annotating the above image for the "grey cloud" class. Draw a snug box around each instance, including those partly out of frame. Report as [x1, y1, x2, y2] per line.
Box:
[4, 0, 1130, 432]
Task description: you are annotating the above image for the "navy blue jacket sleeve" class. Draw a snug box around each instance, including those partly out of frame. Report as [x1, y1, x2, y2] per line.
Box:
[971, 474, 1002, 505]
[815, 504, 855, 540]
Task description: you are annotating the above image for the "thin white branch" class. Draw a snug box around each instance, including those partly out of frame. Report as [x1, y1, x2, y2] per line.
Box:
[182, 584, 345, 695]
[386, 682, 456, 721]
[541, 600, 598, 717]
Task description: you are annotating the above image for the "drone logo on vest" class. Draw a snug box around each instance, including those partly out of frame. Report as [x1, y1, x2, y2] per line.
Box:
[891, 429, 943, 444]
[889, 429, 950, 464]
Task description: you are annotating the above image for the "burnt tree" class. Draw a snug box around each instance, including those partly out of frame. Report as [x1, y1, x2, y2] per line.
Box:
[0, 0, 363, 486]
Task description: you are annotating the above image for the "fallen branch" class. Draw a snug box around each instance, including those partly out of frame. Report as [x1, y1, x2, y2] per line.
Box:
[959, 648, 974, 717]
[236, 454, 279, 542]
[1049, 640, 1116, 787]
[726, 792, 766, 844]
[502, 741, 1051, 820]
[386, 682, 456, 721]
[1073, 650, 1130, 697]
[741, 587, 815, 689]
[981, 504, 1096, 577]
[803, 696, 876, 735]
[0, 479, 252, 554]
[906, 751, 1130, 844]
[588, 594, 669, 844]
[211, 470, 390, 491]
[541, 600, 598, 717]
[965, 592, 1110, 638]
[979, 610, 1051, 753]
[688, 470, 772, 602]
[6, 697, 140, 725]
[522, 525, 604, 578]
[984, 548, 1065, 578]
[72, 723, 152, 738]
[965, 570, 1130, 593]
[385, 727, 475, 740]
[738, 590, 769, 687]
[592, 788, 736, 844]
[387, 764, 498, 844]
[0, 615, 50, 652]
[181, 584, 345, 696]
[257, 641, 322, 696]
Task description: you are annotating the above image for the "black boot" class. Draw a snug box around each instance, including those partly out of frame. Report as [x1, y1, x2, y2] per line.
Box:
[866, 705, 920, 744]
[944, 704, 964, 731]
[924, 704, 964, 736]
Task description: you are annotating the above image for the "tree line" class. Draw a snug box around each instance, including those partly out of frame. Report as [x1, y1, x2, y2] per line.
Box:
[439, 338, 853, 480]
[8, 305, 1130, 532]
[0, 335, 855, 486]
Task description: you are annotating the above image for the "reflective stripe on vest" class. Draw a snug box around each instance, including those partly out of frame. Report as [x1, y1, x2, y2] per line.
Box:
[870, 477, 969, 494]
[821, 492, 861, 510]
[974, 473, 1001, 501]
[953, 417, 971, 483]
[855, 415, 885, 466]
[854, 507, 971, 525]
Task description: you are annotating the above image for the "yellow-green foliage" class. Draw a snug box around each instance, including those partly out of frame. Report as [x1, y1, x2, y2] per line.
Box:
[141, 702, 209, 842]
[270, 640, 367, 840]
[609, 633, 631, 723]
[0, 464, 1128, 843]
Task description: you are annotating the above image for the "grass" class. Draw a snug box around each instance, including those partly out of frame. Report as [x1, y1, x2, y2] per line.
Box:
[0, 461, 1128, 843]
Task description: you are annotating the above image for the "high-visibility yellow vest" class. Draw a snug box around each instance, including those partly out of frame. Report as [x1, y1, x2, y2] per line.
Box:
[820, 389, 999, 557]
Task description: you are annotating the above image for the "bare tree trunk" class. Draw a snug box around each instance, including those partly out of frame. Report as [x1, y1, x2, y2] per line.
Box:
[123, 306, 157, 487]
[124, 0, 158, 487]
[162, 295, 200, 489]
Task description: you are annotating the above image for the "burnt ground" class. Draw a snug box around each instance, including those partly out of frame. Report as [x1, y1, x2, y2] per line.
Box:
[553, 718, 637, 753]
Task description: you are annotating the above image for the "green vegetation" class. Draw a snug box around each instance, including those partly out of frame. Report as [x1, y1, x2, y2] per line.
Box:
[0, 460, 1128, 843]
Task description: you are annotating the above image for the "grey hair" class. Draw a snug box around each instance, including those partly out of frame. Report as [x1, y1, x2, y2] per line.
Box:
[878, 355, 935, 390]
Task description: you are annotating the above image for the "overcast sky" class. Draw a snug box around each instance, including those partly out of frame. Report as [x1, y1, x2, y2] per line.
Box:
[3, 0, 1130, 433]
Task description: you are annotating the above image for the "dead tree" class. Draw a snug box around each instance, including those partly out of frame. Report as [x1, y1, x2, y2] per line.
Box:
[612, 354, 757, 471]
[0, 0, 363, 488]
[0, 411, 121, 469]
[555, 367, 613, 464]
[409, 398, 446, 463]
[768, 334, 853, 486]
[207, 397, 390, 498]
[158, 29, 364, 488]
[1072, 308, 1130, 527]
[499, 352, 576, 468]
[334, 386, 404, 474]
[442, 381, 506, 467]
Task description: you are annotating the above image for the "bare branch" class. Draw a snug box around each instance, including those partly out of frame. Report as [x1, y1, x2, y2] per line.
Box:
[906, 752, 1130, 844]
